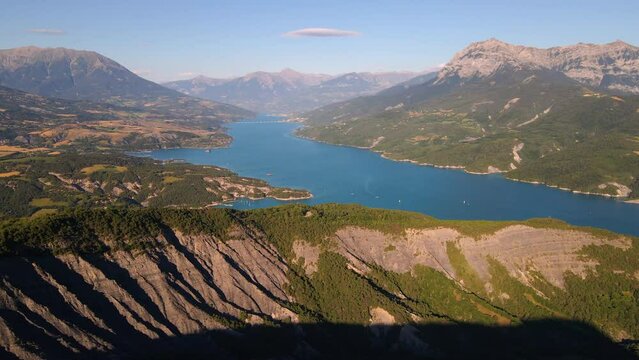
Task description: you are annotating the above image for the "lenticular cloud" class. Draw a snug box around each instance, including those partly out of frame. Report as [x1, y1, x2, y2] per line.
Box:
[26, 28, 66, 35]
[283, 28, 360, 37]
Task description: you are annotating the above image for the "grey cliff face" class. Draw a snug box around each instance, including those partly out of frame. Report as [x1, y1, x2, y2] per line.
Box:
[437, 39, 639, 93]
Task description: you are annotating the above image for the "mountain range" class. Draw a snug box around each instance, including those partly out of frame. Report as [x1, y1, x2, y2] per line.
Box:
[164, 69, 425, 113]
[1, 40, 638, 197]
[0, 46, 253, 124]
[299, 39, 639, 199]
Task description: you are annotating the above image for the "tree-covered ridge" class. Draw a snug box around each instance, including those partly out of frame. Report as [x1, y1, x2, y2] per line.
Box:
[0, 152, 310, 219]
[299, 69, 639, 198]
[0, 203, 621, 256]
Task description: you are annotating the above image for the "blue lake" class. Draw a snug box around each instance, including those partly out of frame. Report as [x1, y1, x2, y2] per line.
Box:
[139, 115, 639, 236]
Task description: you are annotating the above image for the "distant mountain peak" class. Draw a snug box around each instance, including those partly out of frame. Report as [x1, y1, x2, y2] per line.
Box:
[472, 38, 510, 47]
[437, 39, 639, 93]
[608, 39, 633, 47]
[1, 46, 108, 61]
[340, 72, 363, 79]
[0, 46, 253, 121]
[0, 46, 156, 99]
[279, 68, 302, 75]
[0, 46, 122, 73]
[164, 68, 420, 113]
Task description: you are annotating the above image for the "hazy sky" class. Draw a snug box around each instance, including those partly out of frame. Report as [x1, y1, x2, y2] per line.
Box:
[1, 0, 638, 82]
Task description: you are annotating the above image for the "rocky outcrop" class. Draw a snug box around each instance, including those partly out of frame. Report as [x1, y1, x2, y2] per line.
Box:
[334, 227, 457, 277]
[437, 39, 639, 93]
[292, 240, 321, 275]
[332, 225, 630, 289]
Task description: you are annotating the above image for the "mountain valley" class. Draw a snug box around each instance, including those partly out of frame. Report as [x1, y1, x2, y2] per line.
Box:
[0, 31, 637, 359]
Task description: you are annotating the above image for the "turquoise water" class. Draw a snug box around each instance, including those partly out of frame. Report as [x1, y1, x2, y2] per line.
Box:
[139, 115, 639, 236]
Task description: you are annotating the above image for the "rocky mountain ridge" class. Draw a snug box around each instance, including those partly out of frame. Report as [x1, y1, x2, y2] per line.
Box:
[437, 39, 639, 93]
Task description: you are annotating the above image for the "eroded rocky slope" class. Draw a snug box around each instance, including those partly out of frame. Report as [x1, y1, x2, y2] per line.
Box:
[0, 205, 636, 358]
[0, 228, 295, 358]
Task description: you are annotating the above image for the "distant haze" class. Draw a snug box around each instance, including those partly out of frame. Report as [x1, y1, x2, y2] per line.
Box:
[163, 69, 434, 113]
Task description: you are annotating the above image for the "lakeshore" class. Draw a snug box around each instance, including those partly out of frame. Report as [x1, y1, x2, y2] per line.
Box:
[297, 127, 637, 201]
[138, 118, 639, 236]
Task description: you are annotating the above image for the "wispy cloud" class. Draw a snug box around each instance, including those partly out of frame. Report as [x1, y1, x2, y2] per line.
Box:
[283, 27, 360, 38]
[26, 28, 66, 35]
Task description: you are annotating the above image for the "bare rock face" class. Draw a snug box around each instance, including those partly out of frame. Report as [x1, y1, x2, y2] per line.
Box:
[0, 227, 295, 359]
[332, 225, 630, 290]
[292, 240, 321, 275]
[334, 227, 457, 277]
[455, 225, 631, 289]
[437, 38, 639, 93]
